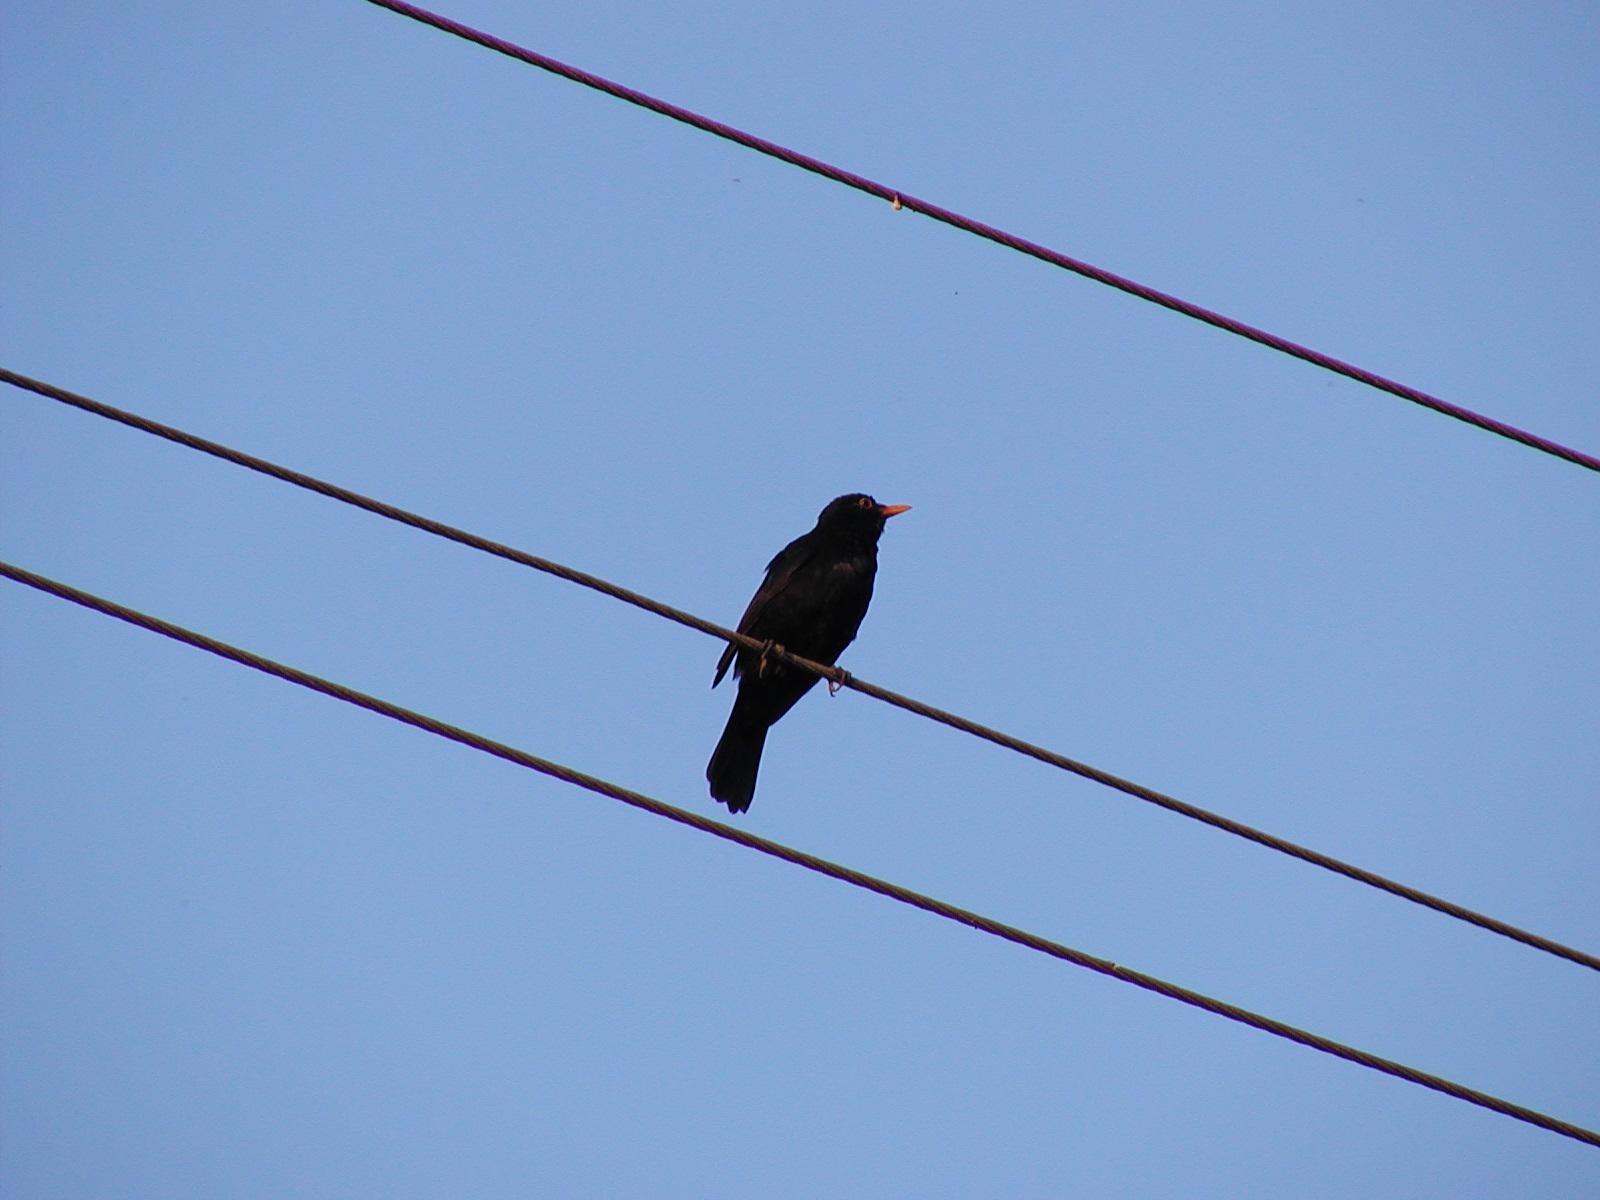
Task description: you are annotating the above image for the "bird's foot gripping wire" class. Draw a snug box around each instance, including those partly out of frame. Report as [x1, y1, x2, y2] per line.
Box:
[756, 640, 785, 679]
[828, 668, 851, 696]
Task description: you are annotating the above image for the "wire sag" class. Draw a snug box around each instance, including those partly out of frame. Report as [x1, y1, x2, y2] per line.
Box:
[4, 557, 1597, 1151]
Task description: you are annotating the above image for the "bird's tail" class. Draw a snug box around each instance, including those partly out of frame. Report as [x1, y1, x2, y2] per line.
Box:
[707, 713, 768, 814]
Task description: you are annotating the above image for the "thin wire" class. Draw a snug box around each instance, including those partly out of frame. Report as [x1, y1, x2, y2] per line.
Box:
[4, 557, 1596, 1151]
[359, 0, 1600, 476]
[7, 366, 1597, 975]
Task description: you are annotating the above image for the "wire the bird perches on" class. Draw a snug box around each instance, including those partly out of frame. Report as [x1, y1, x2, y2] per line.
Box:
[5, 367, 1597, 974]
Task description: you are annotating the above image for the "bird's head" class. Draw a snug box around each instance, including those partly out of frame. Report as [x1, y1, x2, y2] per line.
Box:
[816, 493, 912, 538]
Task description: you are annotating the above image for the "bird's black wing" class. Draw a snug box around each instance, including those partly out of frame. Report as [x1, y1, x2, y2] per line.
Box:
[712, 535, 820, 687]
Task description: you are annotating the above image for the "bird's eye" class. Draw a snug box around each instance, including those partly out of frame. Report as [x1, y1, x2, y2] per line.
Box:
[857, 496, 871, 508]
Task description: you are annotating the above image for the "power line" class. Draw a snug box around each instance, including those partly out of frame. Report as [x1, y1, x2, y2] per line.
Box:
[7, 366, 1597, 975]
[361, 0, 1600, 476]
[4, 556, 1596, 1152]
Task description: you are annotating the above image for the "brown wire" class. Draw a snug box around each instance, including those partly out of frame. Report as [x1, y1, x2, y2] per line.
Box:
[5, 364, 1596, 975]
[3, 556, 1597, 1150]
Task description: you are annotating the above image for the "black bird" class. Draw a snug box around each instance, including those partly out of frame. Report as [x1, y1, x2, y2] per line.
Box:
[707, 494, 910, 812]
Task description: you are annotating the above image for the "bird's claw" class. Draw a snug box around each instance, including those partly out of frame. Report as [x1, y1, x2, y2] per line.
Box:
[827, 670, 850, 696]
[757, 640, 784, 679]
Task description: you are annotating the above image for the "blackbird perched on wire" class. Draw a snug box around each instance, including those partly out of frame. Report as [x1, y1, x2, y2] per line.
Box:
[707, 494, 910, 812]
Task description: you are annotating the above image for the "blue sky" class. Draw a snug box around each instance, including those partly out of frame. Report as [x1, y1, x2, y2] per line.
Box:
[3, 1, 1597, 1196]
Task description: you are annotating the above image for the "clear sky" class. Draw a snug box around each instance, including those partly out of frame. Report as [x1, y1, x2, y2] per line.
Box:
[3, 1, 1597, 1196]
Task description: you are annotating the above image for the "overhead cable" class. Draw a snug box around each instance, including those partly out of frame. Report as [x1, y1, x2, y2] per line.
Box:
[361, 0, 1600, 476]
[4, 556, 1597, 1151]
[7, 366, 1596, 974]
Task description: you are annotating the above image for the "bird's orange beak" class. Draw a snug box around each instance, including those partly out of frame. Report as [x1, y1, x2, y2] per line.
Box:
[878, 504, 912, 518]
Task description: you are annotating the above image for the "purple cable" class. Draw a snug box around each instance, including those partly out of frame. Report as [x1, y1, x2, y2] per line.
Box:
[363, 0, 1599, 475]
